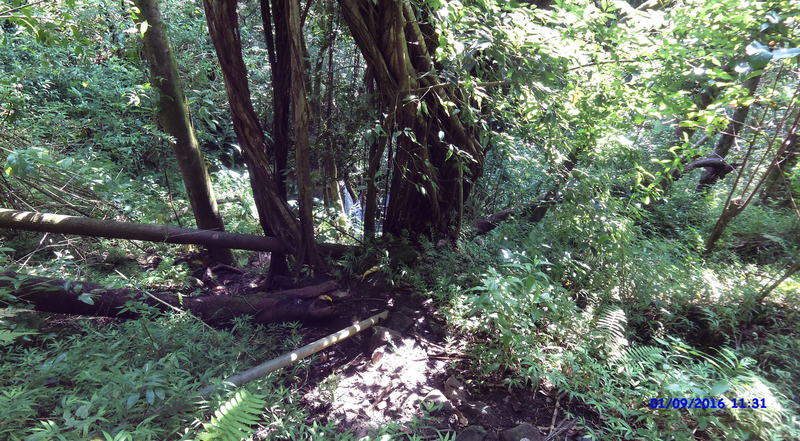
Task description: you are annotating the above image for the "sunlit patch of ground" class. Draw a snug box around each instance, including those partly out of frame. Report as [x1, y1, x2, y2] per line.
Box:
[304, 333, 451, 437]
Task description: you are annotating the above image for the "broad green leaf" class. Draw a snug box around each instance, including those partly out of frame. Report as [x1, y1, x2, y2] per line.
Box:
[126, 393, 140, 408]
[746, 41, 772, 69]
[710, 381, 730, 395]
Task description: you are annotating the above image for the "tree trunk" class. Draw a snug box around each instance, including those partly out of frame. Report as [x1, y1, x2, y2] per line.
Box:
[362, 66, 385, 239]
[202, 0, 304, 266]
[757, 261, 800, 302]
[323, 163, 345, 223]
[760, 133, 798, 205]
[260, 0, 291, 277]
[134, 0, 233, 265]
[284, 0, 325, 271]
[0, 208, 353, 257]
[322, 2, 346, 224]
[362, 138, 383, 238]
[261, 0, 291, 200]
[704, 120, 799, 254]
[704, 202, 744, 255]
[697, 74, 762, 190]
[340, 0, 484, 241]
[0, 271, 336, 324]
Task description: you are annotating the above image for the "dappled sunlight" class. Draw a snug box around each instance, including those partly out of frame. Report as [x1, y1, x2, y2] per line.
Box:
[304, 334, 445, 437]
[1, 0, 798, 439]
[701, 268, 725, 301]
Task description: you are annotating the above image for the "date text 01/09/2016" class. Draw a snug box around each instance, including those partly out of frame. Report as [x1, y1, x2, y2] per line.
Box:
[649, 398, 767, 409]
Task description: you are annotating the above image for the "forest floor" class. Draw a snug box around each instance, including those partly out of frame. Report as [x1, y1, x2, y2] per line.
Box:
[249, 270, 599, 441]
[9, 245, 799, 440]
[181, 250, 598, 439]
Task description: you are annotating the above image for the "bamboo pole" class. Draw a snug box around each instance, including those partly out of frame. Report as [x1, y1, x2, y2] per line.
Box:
[200, 310, 389, 397]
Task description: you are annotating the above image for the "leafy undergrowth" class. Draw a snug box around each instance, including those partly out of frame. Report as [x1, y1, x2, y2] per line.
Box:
[1, 182, 798, 441]
[0, 251, 462, 441]
[1, 233, 798, 440]
[0, 311, 319, 441]
[401, 204, 800, 440]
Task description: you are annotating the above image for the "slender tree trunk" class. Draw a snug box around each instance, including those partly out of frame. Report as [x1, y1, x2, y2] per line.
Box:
[322, 1, 346, 223]
[202, 0, 305, 268]
[704, 202, 745, 255]
[697, 74, 762, 190]
[134, 0, 233, 265]
[758, 261, 800, 302]
[259, 0, 291, 276]
[260, 0, 291, 200]
[760, 133, 798, 205]
[340, 0, 484, 241]
[362, 66, 384, 239]
[362, 138, 384, 238]
[705, 120, 799, 254]
[284, 0, 325, 270]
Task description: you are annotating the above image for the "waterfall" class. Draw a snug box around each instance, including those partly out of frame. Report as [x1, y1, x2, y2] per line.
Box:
[340, 180, 363, 223]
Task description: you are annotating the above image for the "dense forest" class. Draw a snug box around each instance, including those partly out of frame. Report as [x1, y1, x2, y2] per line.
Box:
[1, 0, 799, 439]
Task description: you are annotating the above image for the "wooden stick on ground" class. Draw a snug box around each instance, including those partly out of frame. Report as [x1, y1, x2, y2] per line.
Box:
[200, 310, 389, 398]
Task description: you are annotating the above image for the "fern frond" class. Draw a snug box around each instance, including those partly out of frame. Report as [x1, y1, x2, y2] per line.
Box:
[622, 345, 665, 375]
[0, 330, 37, 345]
[595, 307, 627, 339]
[593, 306, 629, 361]
[199, 389, 266, 441]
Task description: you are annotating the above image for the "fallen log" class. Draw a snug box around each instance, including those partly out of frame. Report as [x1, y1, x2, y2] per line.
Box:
[0, 271, 337, 324]
[0, 208, 352, 257]
[269, 280, 340, 299]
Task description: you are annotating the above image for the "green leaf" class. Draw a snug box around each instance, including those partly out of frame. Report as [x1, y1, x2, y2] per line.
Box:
[666, 383, 682, 393]
[75, 404, 90, 418]
[710, 381, 730, 395]
[126, 393, 140, 408]
[77, 293, 95, 305]
[57, 157, 74, 168]
[0, 330, 38, 345]
[745, 41, 772, 69]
